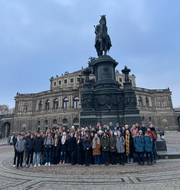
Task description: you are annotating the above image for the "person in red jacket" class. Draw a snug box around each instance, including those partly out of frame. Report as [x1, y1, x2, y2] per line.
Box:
[147, 127, 157, 163]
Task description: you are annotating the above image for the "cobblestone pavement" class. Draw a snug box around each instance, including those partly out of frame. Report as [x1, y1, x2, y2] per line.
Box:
[0, 134, 180, 190]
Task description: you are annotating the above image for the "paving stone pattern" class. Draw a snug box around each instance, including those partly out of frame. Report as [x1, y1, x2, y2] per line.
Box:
[0, 134, 180, 190]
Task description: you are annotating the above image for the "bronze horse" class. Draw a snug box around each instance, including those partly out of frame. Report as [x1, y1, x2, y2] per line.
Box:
[94, 15, 112, 57]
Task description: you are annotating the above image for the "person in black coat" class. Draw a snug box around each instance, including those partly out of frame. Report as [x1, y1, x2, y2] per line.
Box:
[125, 130, 134, 163]
[33, 133, 44, 167]
[13, 135, 19, 167]
[83, 133, 91, 166]
[52, 134, 61, 165]
[68, 133, 77, 165]
[76, 135, 83, 165]
[26, 134, 35, 167]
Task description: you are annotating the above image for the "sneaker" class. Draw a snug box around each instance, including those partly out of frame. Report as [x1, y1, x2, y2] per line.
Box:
[25, 164, 29, 168]
[23, 163, 26, 166]
[34, 165, 36, 167]
[63, 160, 65, 164]
[48, 162, 50, 166]
[13, 165, 16, 168]
[45, 162, 48, 166]
[154, 160, 156, 163]
[38, 164, 40, 167]
[59, 160, 62, 164]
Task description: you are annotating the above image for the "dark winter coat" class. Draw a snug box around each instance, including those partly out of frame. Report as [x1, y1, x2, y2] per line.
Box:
[26, 137, 34, 151]
[68, 137, 77, 151]
[138, 126, 147, 136]
[109, 136, 116, 152]
[76, 139, 83, 164]
[101, 137, 110, 152]
[83, 138, 91, 150]
[143, 136, 153, 152]
[116, 136, 125, 153]
[134, 136, 144, 152]
[61, 139, 68, 152]
[33, 136, 44, 152]
[53, 139, 61, 158]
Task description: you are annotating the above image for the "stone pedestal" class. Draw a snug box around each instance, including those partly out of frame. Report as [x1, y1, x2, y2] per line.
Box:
[80, 55, 141, 127]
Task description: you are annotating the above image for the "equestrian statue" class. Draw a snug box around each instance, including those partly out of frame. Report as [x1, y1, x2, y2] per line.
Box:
[94, 15, 112, 57]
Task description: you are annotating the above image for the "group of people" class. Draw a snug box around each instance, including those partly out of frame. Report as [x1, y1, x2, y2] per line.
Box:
[12, 122, 157, 169]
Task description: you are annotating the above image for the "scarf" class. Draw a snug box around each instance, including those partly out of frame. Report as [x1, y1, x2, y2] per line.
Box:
[93, 137, 100, 149]
[125, 134, 130, 156]
[54, 138, 58, 146]
[61, 136, 66, 144]
[132, 128, 137, 136]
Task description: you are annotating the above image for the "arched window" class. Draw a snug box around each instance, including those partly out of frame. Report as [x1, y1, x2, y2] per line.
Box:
[146, 97, 149, 107]
[73, 97, 79, 108]
[142, 117, 145, 122]
[39, 101, 43, 111]
[63, 97, 69, 108]
[149, 117, 151, 122]
[46, 100, 50, 110]
[63, 118, 68, 124]
[54, 98, 59, 109]
[53, 119, 57, 125]
[36, 121, 40, 130]
[138, 97, 142, 107]
[44, 120, 48, 132]
[73, 118, 79, 123]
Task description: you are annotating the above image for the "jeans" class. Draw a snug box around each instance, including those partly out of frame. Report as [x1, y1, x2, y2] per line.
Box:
[110, 152, 116, 165]
[127, 156, 133, 163]
[153, 140, 157, 161]
[137, 152, 144, 163]
[45, 149, 51, 163]
[26, 149, 34, 165]
[85, 149, 90, 165]
[118, 153, 125, 164]
[60, 151, 66, 161]
[146, 152, 153, 163]
[34, 152, 41, 165]
[94, 155, 100, 165]
[17, 151, 24, 168]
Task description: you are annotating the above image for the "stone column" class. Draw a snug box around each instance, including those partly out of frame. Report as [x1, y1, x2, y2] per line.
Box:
[50, 97, 54, 109]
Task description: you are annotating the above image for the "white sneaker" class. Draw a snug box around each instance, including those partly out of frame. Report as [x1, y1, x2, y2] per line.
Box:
[45, 162, 48, 166]
[48, 162, 50, 166]
[38, 164, 40, 167]
[23, 163, 26, 166]
[13, 165, 16, 167]
[34, 165, 36, 167]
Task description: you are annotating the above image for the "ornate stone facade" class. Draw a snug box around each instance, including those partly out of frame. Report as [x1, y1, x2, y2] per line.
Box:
[0, 68, 179, 137]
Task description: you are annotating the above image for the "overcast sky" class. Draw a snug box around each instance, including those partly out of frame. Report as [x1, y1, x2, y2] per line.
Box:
[0, 0, 180, 108]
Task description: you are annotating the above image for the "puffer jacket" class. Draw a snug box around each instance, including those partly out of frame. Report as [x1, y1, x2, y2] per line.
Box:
[26, 137, 34, 151]
[143, 136, 153, 152]
[101, 137, 110, 152]
[116, 136, 125, 153]
[134, 136, 144, 152]
[34, 137, 44, 152]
